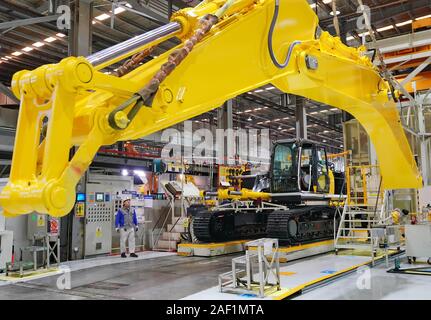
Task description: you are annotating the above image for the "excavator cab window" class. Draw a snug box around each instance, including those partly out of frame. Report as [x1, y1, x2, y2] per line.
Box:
[272, 143, 298, 193]
[316, 147, 330, 193]
[299, 145, 314, 191]
[298, 143, 330, 193]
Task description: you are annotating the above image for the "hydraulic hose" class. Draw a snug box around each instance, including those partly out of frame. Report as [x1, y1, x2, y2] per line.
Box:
[268, 0, 301, 69]
[108, 0, 238, 131]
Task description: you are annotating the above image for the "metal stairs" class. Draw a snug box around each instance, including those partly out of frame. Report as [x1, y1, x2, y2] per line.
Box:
[155, 218, 186, 251]
[335, 165, 386, 254]
[335, 203, 384, 252]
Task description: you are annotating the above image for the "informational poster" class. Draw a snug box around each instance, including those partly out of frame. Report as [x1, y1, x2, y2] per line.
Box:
[37, 214, 45, 227]
[144, 195, 153, 208]
[75, 202, 85, 217]
[49, 217, 59, 235]
[95, 226, 102, 238]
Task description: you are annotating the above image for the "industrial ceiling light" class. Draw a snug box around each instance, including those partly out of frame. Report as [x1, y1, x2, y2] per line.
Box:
[95, 13, 111, 21]
[358, 31, 370, 37]
[11, 52, 22, 56]
[247, 117, 253, 121]
[133, 170, 146, 177]
[121, 169, 129, 176]
[33, 42, 45, 47]
[396, 20, 413, 27]
[44, 37, 57, 42]
[330, 10, 340, 16]
[376, 25, 394, 32]
[56, 33, 66, 37]
[114, 7, 126, 14]
[416, 14, 431, 20]
[22, 47, 33, 52]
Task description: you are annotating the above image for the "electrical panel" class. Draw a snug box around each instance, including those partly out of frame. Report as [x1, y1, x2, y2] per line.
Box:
[114, 198, 122, 213]
[84, 184, 114, 256]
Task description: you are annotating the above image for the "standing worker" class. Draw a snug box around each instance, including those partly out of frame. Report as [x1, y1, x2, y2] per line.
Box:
[115, 199, 139, 258]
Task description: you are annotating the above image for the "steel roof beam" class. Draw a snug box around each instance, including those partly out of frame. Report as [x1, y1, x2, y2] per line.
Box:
[0, 14, 60, 30]
[242, 94, 342, 133]
[125, 0, 169, 24]
[0, 82, 18, 103]
[320, 0, 430, 34]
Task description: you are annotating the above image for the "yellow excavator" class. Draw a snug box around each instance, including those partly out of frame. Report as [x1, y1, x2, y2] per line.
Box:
[0, 0, 422, 237]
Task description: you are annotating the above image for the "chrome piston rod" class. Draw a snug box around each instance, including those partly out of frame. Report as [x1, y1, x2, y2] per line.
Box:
[87, 22, 181, 67]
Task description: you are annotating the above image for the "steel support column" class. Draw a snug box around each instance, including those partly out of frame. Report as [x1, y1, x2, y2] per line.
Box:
[168, 0, 173, 19]
[295, 97, 307, 139]
[217, 100, 233, 131]
[217, 100, 234, 165]
[418, 95, 429, 185]
[69, 0, 93, 56]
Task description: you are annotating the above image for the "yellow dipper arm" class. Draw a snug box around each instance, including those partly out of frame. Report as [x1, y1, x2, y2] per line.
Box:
[0, 0, 422, 218]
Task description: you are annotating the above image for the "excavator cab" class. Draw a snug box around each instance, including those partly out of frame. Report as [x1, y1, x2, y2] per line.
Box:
[271, 139, 331, 195]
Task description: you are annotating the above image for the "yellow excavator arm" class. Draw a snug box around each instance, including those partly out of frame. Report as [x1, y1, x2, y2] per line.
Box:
[0, 0, 422, 218]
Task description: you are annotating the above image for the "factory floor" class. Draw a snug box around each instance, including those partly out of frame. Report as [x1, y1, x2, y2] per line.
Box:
[0, 251, 430, 300]
[294, 259, 431, 300]
[0, 252, 234, 300]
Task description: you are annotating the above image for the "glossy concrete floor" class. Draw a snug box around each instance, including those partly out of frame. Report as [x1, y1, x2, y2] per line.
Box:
[0, 253, 430, 300]
[0, 254, 235, 300]
[294, 259, 431, 300]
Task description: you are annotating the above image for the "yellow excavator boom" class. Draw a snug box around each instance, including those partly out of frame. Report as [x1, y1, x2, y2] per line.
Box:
[0, 0, 422, 218]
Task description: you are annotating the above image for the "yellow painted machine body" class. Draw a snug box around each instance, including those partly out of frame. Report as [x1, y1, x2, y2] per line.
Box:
[212, 188, 271, 201]
[0, 0, 422, 218]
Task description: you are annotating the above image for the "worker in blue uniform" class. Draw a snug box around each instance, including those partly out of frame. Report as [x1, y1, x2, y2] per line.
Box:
[115, 199, 139, 258]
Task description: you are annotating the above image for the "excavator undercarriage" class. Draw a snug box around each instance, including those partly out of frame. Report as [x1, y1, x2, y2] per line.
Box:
[190, 204, 337, 245]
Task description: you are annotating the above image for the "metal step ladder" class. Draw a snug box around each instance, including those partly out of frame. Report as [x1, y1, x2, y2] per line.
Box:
[335, 165, 386, 257]
[335, 203, 385, 251]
